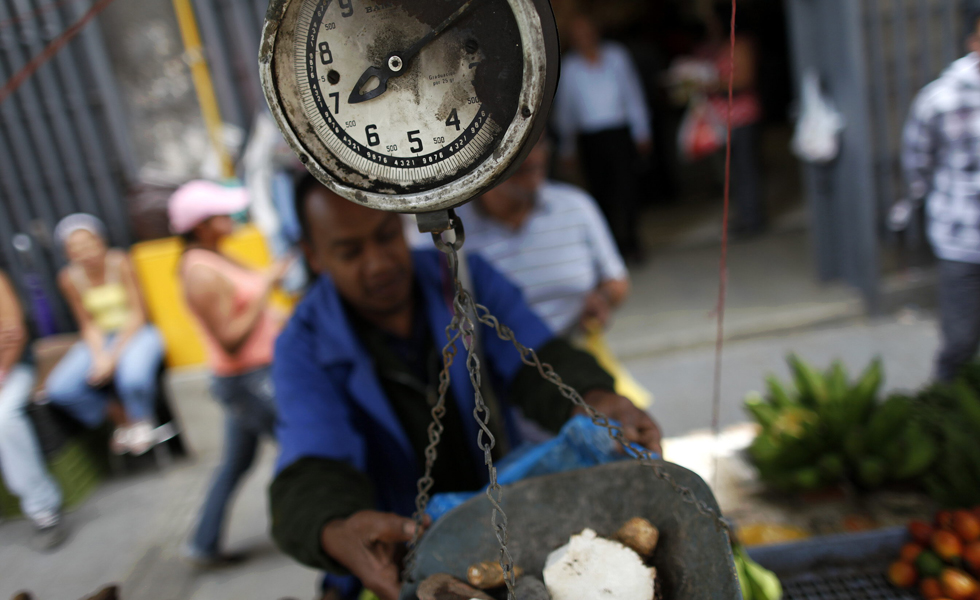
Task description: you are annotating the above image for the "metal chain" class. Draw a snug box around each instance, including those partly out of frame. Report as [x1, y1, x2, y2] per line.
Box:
[403, 246, 463, 581]
[404, 214, 732, 597]
[470, 300, 731, 532]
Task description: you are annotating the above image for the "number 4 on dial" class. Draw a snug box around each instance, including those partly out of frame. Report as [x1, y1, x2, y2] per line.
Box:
[446, 109, 461, 131]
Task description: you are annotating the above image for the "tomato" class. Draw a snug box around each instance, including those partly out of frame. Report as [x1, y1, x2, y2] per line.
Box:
[935, 530, 966, 562]
[955, 511, 980, 543]
[888, 561, 918, 588]
[903, 543, 926, 563]
[965, 542, 980, 575]
[922, 578, 944, 599]
[941, 568, 979, 600]
[913, 520, 938, 545]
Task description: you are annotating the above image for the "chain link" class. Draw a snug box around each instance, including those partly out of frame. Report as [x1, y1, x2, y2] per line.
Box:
[404, 217, 732, 597]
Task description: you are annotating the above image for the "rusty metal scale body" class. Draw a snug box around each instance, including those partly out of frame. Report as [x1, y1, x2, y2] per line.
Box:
[259, 0, 559, 221]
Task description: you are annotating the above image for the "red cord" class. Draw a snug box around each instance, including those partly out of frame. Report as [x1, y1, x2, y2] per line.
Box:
[0, 0, 119, 107]
[710, 0, 736, 446]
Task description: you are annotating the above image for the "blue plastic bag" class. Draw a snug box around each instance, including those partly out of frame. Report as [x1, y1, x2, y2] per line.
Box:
[425, 416, 658, 520]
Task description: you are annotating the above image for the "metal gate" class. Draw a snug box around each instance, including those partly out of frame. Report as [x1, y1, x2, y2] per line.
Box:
[0, 0, 136, 332]
[192, 0, 270, 134]
[864, 0, 968, 229]
[785, 0, 971, 309]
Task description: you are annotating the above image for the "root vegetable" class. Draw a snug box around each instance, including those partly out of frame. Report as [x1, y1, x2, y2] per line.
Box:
[466, 561, 524, 589]
[544, 528, 655, 600]
[417, 574, 494, 600]
[614, 517, 660, 559]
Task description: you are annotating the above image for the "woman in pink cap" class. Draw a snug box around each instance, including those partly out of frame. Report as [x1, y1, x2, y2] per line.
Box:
[169, 180, 291, 566]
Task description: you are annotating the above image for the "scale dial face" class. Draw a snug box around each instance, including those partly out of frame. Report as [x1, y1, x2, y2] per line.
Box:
[261, 0, 558, 213]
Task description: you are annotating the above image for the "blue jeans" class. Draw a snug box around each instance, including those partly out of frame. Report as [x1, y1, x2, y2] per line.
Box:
[189, 366, 277, 557]
[46, 326, 164, 427]
[936, 259, 980, 381]
[0, 365, 61, 524]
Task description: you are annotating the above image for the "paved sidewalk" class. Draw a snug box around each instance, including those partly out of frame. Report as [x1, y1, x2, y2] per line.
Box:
[0, 370, 320, 600]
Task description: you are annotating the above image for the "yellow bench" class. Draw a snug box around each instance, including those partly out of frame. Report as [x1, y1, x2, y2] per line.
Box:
[130, 225, 294, 369]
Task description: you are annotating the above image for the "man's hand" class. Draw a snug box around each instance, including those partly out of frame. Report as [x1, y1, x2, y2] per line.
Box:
[87, 352, 116, 387]
[580, 289, 613, 331]
[578, 390, 663, 456]
[321, 510, 426, 600]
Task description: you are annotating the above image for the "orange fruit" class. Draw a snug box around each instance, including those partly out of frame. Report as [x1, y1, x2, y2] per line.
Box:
[903, 543, 926, 563]
[965, 541, 980, 574]
[913, 520, 938, 545]
[922, 578, 944, 599]
[888, 561, 918, 588]
[935, 530, 966, 562]
[941, 568, 979, 600]
[939, 511, 956, 530]
[956, 511, 980, 543]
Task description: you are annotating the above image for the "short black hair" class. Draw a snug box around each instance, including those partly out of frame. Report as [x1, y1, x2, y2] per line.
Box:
[294, 171, 325, 243]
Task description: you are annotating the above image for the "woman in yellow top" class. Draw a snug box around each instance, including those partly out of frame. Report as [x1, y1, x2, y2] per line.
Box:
[47, 214, 164, 455]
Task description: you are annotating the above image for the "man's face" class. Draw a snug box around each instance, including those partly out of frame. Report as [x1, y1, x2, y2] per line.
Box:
[302, 186, 413, 316]
[479, 142, 549, 215]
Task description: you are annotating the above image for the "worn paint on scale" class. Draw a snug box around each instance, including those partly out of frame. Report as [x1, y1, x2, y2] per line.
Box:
[261, 0, 559, 213]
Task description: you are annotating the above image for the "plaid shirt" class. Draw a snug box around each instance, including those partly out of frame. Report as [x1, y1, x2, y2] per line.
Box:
[903, 53, 980, 263]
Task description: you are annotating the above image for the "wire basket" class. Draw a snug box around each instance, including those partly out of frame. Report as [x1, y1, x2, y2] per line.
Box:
[748, 527, 914, 600]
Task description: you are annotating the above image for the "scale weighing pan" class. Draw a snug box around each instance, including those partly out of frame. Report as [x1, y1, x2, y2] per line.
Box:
[401, 461, 742, 599]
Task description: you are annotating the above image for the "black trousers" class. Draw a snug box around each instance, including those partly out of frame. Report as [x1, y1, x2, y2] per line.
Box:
[578, 126, 641, 256]
[730, 124, 765, 231]
[936, 259, 980, 381]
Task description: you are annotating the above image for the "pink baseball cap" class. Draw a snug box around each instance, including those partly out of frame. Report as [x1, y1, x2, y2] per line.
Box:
[168, 180, 249, 234]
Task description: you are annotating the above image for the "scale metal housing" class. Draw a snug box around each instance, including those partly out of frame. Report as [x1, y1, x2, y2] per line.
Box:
[259, 0, 560, 216]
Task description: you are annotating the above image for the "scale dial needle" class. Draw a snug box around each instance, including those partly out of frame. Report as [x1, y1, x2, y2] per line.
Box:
[348, 0, 483, 104]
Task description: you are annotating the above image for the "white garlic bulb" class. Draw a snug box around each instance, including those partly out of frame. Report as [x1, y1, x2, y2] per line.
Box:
[543, 528, 656, 600]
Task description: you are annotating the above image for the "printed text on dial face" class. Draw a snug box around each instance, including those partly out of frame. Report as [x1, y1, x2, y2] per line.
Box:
[295, 0, 516, 184]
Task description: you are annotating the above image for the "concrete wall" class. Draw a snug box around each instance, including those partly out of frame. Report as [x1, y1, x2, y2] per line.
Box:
[97, 0, 211, 185]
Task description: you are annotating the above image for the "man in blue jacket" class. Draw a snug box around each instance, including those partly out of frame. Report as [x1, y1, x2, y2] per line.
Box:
[269, 175, 661, 600]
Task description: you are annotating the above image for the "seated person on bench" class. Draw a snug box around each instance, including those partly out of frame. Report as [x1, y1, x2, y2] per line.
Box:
[269, 175, 663, 600]
[46, 214, 164, 456]
[0, 270, 66, 550]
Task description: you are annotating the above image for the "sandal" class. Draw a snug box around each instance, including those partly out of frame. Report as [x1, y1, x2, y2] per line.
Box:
[110, 427, 130, 455]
